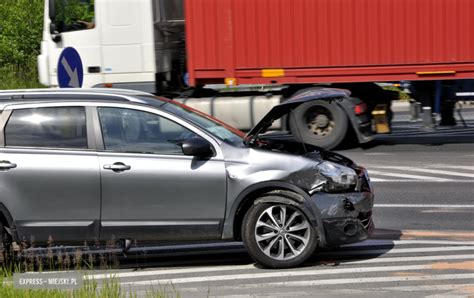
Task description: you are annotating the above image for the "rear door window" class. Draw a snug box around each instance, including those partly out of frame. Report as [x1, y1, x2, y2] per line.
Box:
[5, 107, 88, 149]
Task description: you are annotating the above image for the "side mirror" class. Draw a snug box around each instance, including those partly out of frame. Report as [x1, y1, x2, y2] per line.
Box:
[181, 137, 214, 158]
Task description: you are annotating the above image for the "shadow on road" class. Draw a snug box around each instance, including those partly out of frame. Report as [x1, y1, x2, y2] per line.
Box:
[302, 228, 402, 268]
[9, 229, 403, 272]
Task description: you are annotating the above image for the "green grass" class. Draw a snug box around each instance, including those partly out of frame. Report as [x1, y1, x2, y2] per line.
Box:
[0, 245, 180, 298]
[0, 267, 179, 298]
[0, 63, 45, 90]
[0, 266, 120, 298]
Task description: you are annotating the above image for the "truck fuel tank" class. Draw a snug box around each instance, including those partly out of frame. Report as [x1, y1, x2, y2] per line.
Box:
[176, 95, 283, 131]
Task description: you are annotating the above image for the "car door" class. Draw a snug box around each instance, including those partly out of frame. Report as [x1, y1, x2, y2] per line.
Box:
[0, 104, 101, 243]
[94, 105, 227, 241]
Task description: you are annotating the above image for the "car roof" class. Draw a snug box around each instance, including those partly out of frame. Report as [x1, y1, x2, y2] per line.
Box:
[0, 88, 152, 97]
[0, 88, 164, 110]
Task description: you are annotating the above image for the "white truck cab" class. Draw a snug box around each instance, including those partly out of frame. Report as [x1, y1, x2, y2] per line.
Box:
[38, 0, 161, 92]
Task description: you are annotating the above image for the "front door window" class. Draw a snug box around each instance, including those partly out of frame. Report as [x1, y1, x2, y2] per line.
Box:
[98, 107, 198, 155]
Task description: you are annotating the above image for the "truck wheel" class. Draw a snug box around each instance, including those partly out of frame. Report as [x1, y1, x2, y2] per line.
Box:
[289, 100, 348, 149]
[242, 202, 317, 268]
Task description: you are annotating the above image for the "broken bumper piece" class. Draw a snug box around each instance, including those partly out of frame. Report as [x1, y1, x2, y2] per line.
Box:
[311, 190, 375, 247]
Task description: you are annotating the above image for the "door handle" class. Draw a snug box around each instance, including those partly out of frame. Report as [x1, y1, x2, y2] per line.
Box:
[103, 162, 131, 172]
[0, 160, 17, 170]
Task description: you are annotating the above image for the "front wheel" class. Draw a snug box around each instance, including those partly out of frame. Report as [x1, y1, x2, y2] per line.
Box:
[242, 202, 318, 268]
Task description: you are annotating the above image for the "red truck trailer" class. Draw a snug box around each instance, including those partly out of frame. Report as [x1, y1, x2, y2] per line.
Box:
[186, 0, 474, 86]
[41, 0, 474, 148]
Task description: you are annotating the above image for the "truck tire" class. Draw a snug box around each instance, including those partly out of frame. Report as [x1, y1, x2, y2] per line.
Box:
[242, 201, 318, 268]
[289, 100, 348, 149]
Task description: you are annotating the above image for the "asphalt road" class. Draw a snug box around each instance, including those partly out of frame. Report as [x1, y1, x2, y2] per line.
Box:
[27, 106, 474, 297]
[340, 106, 474, 233]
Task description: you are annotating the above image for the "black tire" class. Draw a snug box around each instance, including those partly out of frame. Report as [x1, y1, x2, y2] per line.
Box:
[289, 100, 349, 150]
[242, 201, 318, 268]
[0, 223, 13, 264]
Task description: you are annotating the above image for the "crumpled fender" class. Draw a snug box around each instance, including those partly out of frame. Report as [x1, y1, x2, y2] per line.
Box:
[222, 182, 327, 247]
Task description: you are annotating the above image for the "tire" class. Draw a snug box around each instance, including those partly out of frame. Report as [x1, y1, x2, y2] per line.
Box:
[242, 201, 318, 268]
[0, 223, 13, 264]
[289, 100, 349, 150]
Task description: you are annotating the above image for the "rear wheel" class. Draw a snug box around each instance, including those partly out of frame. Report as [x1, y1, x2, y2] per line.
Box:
[289, 100, 349, 149]
[242, 202, 318, 268]
[0, 223, 13, 264]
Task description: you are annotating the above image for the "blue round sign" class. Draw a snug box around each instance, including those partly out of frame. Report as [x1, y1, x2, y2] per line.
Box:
[57, 47, 84, 88]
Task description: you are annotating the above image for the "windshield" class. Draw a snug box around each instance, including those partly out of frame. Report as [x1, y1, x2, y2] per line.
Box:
[51, 0, 95, 33]
[159, 99, 246, 147]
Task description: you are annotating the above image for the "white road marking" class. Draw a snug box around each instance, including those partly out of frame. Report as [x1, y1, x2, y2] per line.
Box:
[431, 165, 474, 170]
[319, 246, 474, 256]
[375, 204, 474, 208]
[85, 264, 254, 280]
[208, 274, 474, 288]
[370, 166, 474, 178]
[370, 178, 474, 182]
[379, 283, 474, 292]
[347, 239, 474, 246]
[368, 170, 451, 181]
[119, 266, 474, 286]
[345, 254, 474, 265]
[179, 283, 474, 295]
[80, 238, 474, 280]
[86, 254, 474, 281]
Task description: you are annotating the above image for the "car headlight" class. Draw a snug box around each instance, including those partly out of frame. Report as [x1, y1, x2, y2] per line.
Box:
[310, 161, 357, 193]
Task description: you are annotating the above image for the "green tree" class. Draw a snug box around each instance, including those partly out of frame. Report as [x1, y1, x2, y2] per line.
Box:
[0, 0, 44, 89]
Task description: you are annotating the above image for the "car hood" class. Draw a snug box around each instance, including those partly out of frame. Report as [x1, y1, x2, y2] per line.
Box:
[244, 88, 350, 144]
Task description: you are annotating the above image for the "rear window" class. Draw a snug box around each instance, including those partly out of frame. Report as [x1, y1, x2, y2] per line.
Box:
[5, 107, 88, 149]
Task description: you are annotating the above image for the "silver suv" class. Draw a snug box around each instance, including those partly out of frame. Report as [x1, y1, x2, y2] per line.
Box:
[0, 88, 374, 268]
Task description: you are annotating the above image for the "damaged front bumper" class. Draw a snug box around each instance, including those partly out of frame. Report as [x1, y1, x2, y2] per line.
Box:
[310, 169, 375, 247]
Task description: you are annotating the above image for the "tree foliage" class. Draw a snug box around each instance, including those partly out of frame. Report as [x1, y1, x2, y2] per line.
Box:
[0, 0, 44, 88]
[0, 0, 44, 68]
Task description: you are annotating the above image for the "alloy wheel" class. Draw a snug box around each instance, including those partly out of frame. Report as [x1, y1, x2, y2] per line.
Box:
[254, 205, 311, 261]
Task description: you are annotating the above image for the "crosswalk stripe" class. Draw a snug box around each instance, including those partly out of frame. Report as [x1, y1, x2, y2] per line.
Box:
[368, 170, 452, 181]
[431, 165, 474, 170]
[120, 265, 472, 286]
[386, 129, 474, 136]
[180, 281, 474, 295]
[345, 254, 474, 265]
[379, 283, 474, 293]
[83, 238, 474, 280]
[370, 178, 474, 182]
[85, 264, 254, 280]
[86, 254, 474, 281]
[211, 273, 474, 288]
[375, 204, 474, 208]
[378, 283, 474, 298]
[369, 166, 474, 178]
[348, 239, 474, 246]
[319, 246, 474, 256]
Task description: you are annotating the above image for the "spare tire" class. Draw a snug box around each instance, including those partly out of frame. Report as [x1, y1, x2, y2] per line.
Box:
[289, 100, 348, 150]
